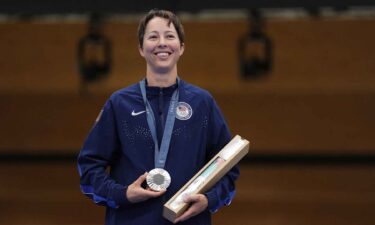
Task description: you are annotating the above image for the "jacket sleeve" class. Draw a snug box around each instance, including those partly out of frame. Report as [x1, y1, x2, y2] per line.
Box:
[77, 99, 132, 208]
[204, 97, 240, 213]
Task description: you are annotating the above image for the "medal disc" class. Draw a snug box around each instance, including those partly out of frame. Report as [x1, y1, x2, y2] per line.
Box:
[146, 168, 171, 192]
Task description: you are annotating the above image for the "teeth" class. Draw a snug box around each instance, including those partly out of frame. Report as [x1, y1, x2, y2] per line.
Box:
[156, 52, 169, 57]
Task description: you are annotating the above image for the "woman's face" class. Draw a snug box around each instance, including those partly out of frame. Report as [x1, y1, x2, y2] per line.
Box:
[139, 17, 184, 74]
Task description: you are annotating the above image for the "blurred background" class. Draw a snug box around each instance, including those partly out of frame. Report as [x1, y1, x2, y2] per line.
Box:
[1, 1, 375, 225]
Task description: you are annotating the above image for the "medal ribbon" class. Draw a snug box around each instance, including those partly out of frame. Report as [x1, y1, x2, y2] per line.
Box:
[139, 78, 179, 169]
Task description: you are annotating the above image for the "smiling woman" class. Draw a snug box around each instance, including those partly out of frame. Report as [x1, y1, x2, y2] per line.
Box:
[77, 9, 240, 225]
[139, 16, 185, 86]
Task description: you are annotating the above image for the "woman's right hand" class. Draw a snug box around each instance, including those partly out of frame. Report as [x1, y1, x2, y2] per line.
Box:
[126, 172, 166, 203]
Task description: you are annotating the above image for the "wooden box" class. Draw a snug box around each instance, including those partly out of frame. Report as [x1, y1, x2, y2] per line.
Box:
[163, 135, 250, 222]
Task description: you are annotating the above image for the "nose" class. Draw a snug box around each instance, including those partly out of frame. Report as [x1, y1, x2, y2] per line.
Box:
[158, 36, 167, 47]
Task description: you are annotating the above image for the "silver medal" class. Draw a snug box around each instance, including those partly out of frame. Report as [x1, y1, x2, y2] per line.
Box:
[146, 168, 171, 192]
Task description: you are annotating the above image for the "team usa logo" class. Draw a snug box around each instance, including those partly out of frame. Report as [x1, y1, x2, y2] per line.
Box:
[175, 102, 193, 120]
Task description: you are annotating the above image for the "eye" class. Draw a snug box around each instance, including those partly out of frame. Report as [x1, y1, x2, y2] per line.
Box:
[148, 34, 158, 40]
[166, 34, 176, 39]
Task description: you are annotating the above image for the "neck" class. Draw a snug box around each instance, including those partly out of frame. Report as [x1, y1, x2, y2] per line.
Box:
[146, 68, 178, 87]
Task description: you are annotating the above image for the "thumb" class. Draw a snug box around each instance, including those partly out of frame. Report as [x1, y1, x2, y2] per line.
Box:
[183, 194, 199, 203]
[134, 172, 148, 186]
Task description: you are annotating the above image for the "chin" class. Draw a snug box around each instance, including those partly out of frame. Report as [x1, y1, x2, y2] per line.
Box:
[153, 63, 175, 71]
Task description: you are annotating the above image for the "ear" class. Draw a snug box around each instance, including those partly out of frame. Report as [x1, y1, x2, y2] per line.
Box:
[179, 43, 185, 56]
[138, 45, 145, 58]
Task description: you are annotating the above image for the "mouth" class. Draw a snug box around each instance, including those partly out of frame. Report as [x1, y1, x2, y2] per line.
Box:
[154, 51, 172, 58]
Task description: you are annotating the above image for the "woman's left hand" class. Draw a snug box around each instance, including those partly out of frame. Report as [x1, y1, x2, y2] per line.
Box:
[173, 194, 208, 224]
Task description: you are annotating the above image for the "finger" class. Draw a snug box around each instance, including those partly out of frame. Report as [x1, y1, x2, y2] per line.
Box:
[183, 194, 199, 203]
[174, 205, 197, 223]
[147, 189, 166, 197]
[140, 188, 166, 199]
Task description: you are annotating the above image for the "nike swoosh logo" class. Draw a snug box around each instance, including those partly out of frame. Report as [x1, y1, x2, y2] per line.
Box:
[131, 110, 146, 116]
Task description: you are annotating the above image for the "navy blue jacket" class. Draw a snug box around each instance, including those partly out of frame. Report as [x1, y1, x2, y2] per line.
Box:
[77, 79, 239, 225]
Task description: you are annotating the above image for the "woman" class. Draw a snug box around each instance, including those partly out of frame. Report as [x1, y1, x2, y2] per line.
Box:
[78, 9, 239, 225]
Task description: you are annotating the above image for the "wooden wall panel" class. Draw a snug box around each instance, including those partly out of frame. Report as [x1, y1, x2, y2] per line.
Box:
[0, 18, 375, 154]
[1, 163, 374, 225]
[1, 91, 374, 154]
[1, 19, 375, 93]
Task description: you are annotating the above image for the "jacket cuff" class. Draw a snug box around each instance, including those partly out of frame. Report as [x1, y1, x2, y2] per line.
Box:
[112, 185, 132, 207]
[204, 190, 219, 213]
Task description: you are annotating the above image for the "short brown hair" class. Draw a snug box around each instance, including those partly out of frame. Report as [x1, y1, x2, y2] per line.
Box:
[138, 9, 185, 48]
